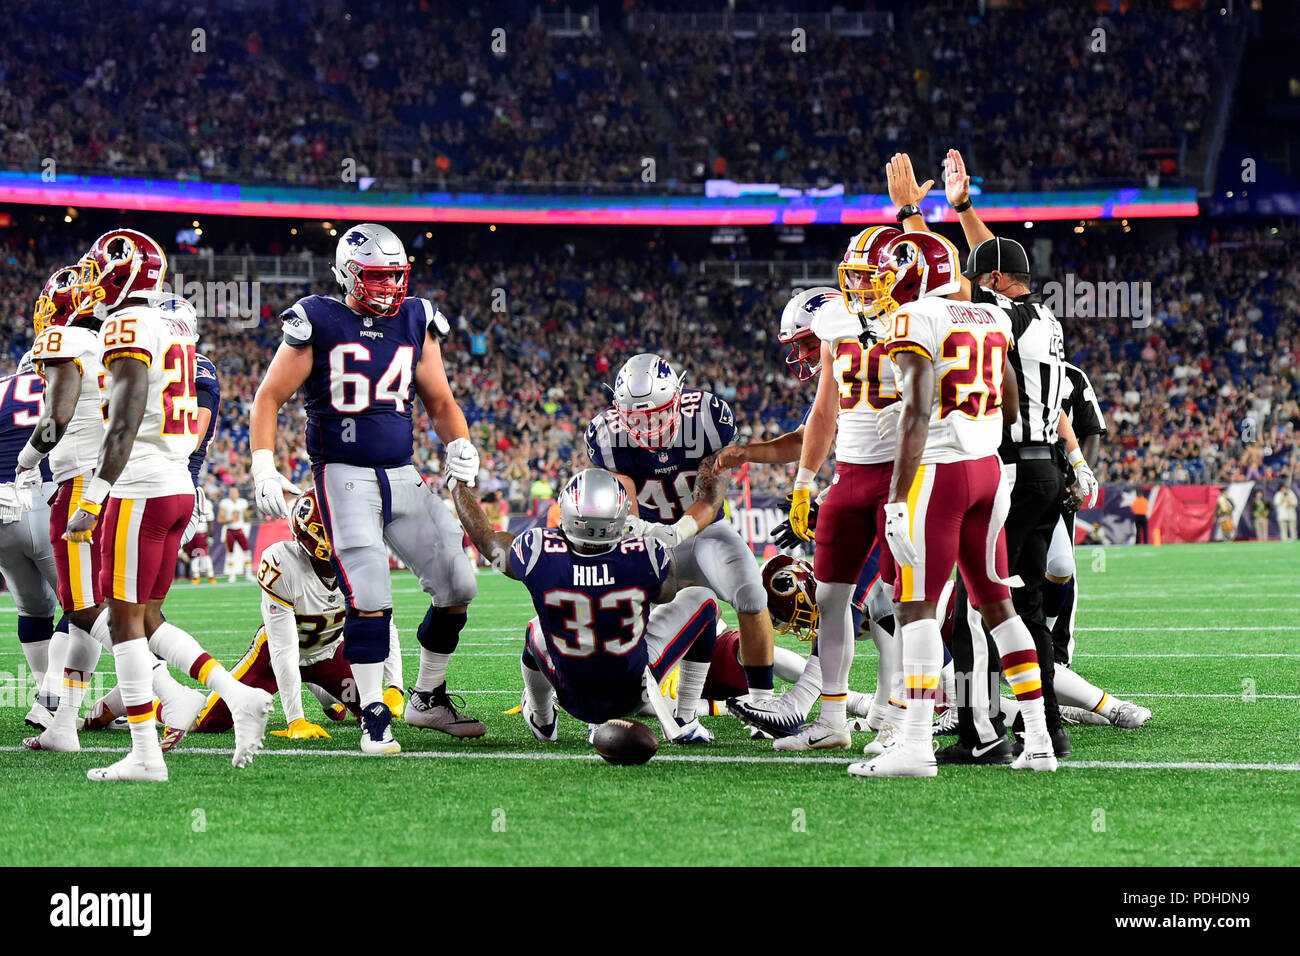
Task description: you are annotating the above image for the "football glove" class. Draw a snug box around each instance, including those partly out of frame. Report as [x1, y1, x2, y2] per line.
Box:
[646, 514, 699, 550]
[876, 401, 904, 440]
[444, 437, 480, 488]
[182, 486, 204, 543]
[771, 496, 819, 548]
[251, 449, 301, 519]
[1069, 450, 1099, 509]
[270, 718, 331, 739]
[788, 488, 815, 542]
[625, 514, 654, 538]
[883, 501, 920, 569]
[660, 665, 680, 700]
[0, 483, 22, 524]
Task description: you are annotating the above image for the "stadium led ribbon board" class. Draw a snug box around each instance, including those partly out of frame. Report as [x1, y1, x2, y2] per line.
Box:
[0, 172, 1198, 224]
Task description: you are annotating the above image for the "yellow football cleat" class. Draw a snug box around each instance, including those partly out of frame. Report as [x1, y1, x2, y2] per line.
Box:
[383, 686, 405, 720]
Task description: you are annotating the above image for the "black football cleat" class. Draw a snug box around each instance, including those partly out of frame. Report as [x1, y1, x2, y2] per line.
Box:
[935, 738, 1014, 765]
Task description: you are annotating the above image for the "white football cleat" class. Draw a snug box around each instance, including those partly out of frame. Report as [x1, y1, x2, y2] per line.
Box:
[845, 691, 874, 717]
[772, 717, 851, 752]
[521, 691, 558, 743]
[932, 707, 959, 735]
[87, 752, 168, 782]
[847, 740, 937, 778]
[159, 684, 207, 736]
[230, 688, 273, 768]
[1059, 705, 1110, 726]
[360, 702, 401, 755]
[727, 694, 807, 739]
[862, 722, 899, 755]
[672, 717, 714, 744]
[24, 700, 55, 730]
[1011, 734, 1058, 772]
[1108, 700, 1152, 729]
[22, 728, 80, 752]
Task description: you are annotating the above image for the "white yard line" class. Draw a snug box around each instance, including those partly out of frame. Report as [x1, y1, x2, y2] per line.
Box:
[0, 745, 1294, 772]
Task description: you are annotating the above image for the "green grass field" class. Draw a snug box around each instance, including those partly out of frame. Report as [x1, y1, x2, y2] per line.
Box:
[2, 541, 1297, 866]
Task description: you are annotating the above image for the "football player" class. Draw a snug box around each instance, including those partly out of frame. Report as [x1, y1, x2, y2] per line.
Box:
[0, 352, 63, 723]
[454, 467, 728, 742]
[182, 353, 220, 583]
[62, 230, 272, 781]
[848, 231, 1057, 777]
[586, 354, 778, 703]
[218, 485, 254, 582]
[163, 489, 405, 749]
[185, 486, 216, 583]
[719, 270, 913, 750]
[250, 223, 482, 755]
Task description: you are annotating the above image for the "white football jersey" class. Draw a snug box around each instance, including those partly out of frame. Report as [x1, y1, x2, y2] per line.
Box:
[257, 540, 346, 666]
[100, 305, 200, 497]
[811, 297, 898, 465]
[883, 297, 1013, 464]
[219, 495, 250, 530]
[30, 324, 107, 484]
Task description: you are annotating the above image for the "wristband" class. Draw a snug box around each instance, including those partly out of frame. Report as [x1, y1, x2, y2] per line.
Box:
[251, 448, 278, 478]
[1068, 448, 1087, 469]
[895, 204, 920, 223]
[671, 514, 700, 543]
[794, 467, 817, 492]
[952, 198, 972, 213]
[16, 441, 45, 472]
[79, 476, 112, 512]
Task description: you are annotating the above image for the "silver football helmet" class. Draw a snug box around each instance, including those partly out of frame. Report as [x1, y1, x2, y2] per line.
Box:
[779, 287, 837, 381]
[332, 223, 410, 317]
[150, 292, 200, 337]
[612, 353, 685, 448]
[559, 469, 630, 552]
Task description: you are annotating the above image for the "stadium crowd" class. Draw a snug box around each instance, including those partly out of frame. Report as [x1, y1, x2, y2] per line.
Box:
[0, 0, 1224, 191]
[1, 225, 1296, 511]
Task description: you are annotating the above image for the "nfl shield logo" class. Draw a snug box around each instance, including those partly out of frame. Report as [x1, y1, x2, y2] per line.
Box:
[364, 317, 373, 327]
[658, 452, 669, 463]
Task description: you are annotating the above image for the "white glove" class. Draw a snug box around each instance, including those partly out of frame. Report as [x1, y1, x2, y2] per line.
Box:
[183, 486, 204, 543]
[1069, 450, 1099, 509]
[876, 401, 904, 439]
[444, 437, 480, 488]
[883, 501, 920, 568]
[646, 514, 699, 550]
[252, 449, 301, 519]
[625, 514, 653, 537]
[13, 468, 39, 510]
[0, 483, 22, 523]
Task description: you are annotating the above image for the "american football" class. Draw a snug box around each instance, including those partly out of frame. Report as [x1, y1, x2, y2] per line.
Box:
[592, 718, 660, 765]
[0, 0, 1294, 917]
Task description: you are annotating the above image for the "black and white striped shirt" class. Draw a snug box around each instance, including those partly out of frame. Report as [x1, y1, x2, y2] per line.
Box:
[1060, 362, 1106, 438]
[971, 286, 1066, 446]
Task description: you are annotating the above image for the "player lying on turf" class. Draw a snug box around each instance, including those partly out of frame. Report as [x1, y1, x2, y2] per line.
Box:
[454, 467, 729, 744]
[158, 488, 406, 752]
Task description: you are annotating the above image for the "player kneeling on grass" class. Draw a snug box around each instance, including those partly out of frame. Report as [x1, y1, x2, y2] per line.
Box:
[454, 467, 729, 745]
[159, 489, 405, 753]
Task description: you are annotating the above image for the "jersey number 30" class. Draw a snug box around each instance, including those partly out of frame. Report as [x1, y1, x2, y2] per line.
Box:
[329, 344, 414, 413]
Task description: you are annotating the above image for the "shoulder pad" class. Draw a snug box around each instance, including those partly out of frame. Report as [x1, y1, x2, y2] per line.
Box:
[585, 414, 617, 468]
[281, 300, 314, 344]
[811, 297, 863, 343]
[409, 297, 450, 338]
[510, 528, 546, 578]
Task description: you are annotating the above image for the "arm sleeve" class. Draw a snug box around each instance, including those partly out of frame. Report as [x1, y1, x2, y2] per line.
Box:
[260, 591, 305, 725]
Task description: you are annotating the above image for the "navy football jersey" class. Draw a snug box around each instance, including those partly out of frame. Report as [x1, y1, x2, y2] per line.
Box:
[281, 295, 448, 468]
[585, 389, 736, 523]
[0, 371, 52, 484]
[188, 353, 220, 484]
[509, 527, 672, 723]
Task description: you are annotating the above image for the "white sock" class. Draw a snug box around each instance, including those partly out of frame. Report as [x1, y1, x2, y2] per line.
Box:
[989, 616, 1049, 741]
[49, 625, 103, 733]
[674, 660, 710, 723]
[940, 658, 957, 710]
[38, 629, 69, 707]
[869, 619, 898, 713]
[21, 637, 50, 694]
[113, 639, 163, 761]
[900, 619, 941, 746]
[383, 620, 404, 689]
[1053, 664, 1108, 713]
[785, 651, 822, 713]
[352, 661, 384, 709]
[772, 645, 806, 683]
[415, 650, 451, 693]
[819, 695, 847, 730]
[521, 659, 556, 720]
[90, 608, 113, 648]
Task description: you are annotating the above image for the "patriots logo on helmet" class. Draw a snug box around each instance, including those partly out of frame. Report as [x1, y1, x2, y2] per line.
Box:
[345, 230, 368, 248]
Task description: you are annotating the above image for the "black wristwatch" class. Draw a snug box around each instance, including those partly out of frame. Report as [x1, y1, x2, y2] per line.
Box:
[895, 203, 921, 222]
[952, 198, 973, 213]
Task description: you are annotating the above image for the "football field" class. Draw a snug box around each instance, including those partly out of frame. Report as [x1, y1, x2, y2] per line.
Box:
[2, 541, 1297, 867]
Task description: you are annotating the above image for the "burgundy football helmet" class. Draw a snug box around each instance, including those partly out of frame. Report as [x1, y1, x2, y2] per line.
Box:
[762, 554, 819, 641]
[292, 489, 335, 582]
[838, 226, 901, 317]
[33, 265, 83, 335]
[73, 228, 168, 319]
[869, 232, 962, 319]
